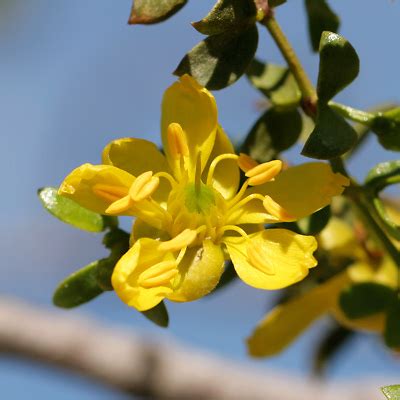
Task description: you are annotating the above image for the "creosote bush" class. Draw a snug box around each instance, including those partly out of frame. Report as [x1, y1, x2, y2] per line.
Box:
[39, 0, 400, 383]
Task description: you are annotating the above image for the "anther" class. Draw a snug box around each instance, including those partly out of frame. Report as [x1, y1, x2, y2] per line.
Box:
[263, 195, 294, 221]
[238, 153, 259, 173]
[157, 229, 197, 252]
[138, 260, 178, 288]
[105, 195, 131, 215]
[167, 123, 189, 159]
[247, 242, 276, 275]
[246, 160, 282, 186]
[129, 171, 159, 202]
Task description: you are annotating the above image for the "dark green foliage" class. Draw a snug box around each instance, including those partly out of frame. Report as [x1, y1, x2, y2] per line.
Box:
[129, 0, 187, 24]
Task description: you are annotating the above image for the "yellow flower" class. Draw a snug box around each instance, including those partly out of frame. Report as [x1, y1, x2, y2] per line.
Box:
[247, 217, 397, 357]
[58, 75, 349, 312]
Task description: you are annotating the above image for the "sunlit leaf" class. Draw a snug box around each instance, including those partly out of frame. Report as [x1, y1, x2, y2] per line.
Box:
[192, 0, 256, 36]
[242, 108, 302, 162]
[339, 282, 395, 319]
[317, 31, 359, 103]
[174, 25, 258, 90]
[53, 261, 104, 308]
[38, 187, 116, 232]
[382, 385, 400, 400]
[305, 0, 340, 52]
[129, 0, 187, 24]
[302, 104, 358, 159]
[246, 59, 301, 108]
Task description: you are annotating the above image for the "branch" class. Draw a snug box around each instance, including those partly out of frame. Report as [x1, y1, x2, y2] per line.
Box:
[0, 296, 383, 399]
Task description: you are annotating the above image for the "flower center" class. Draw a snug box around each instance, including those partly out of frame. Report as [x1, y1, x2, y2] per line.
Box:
[184, 182, 215, 214]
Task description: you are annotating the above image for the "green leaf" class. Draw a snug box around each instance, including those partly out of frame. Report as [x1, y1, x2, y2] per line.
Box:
[128, 0, 187, 24]
[192, 0, 257, 36]
[246, 59, 301, 109]
[382, 385, 400, 400]
[302, 104, 358, 159]
[97, 229, 131, 291]
[312, 325, 353, 377]
[38, 187, 115, 232]
[317, 31, 359, 103]
[242, 108, 302, 162]
[339, 282, 395, 320]
[297, 206, 331, 235]
[305, 0, 340, 52]
[174, 25, 258, 90]
[371, 108, 400, 151]
[141, 301, 169, 327]
[53, 261, 104, 308]
[365, 160, 400, 191]
[384, 298, 400, 348]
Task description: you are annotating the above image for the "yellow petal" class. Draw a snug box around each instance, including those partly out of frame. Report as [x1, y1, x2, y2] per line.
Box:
[161, 75, 218, 176]
[102, 138, 171, 204]
[58, 163, 134, 214]
[224, 229, 317, 290]
[111, 238, 174, 311]
[258, 162, 349, 220]
[247, 272, 350, 357]
[131, 218, 169, 246]
[318, 217, 361, 259]
[203, 125, 240, 200]
[167, 239, 225, 302]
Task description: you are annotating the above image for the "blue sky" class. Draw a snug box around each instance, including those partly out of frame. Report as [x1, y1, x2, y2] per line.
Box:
[1, 0, 400, 398]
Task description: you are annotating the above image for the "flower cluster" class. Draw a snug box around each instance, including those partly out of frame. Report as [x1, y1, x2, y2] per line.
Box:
[59, 75, 349, 312]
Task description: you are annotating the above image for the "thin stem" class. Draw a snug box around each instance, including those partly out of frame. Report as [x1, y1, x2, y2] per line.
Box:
[261, 16, 318, 112]
[260, 12, 400, 269]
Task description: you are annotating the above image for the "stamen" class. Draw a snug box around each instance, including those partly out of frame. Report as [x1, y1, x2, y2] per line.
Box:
[246, 160, 282, 186]
[138, 260, 178, 288]
[92, 184, 128, 202]
[219, 225, 249, 239]
[157, 229, 197, 252]
[129, 171, 159, 202]
[167, 123, 189, 159]
[227, 180, 250, 208]
[263, 195, 294, 222]
[247, 242, 276, 275]
[227, 193, 266, 216]
[154, 171, 177, 188]
[238, 153, 258, 173]
[105, 195, 131, 215]
[206, 153, 239, 186]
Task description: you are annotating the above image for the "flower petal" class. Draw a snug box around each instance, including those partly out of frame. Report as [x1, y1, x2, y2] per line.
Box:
[102, 138, 172, 205]
[167, 239, 225, 302]
[224, 229, 317, 290]
[203, 125, 240, 200]
[161, 75, 218, 175]
[58, 163, 134, 214]
[247, 272, 350, 357]
[258, 162, 349, 220]
[112, 238, 174, 311]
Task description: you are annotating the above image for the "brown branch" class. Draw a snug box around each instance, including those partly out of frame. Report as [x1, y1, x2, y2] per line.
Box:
[0, 296, 385, 399]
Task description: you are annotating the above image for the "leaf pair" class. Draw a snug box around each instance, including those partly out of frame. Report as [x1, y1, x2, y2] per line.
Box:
[174, 0, 259, 90]
[302, 31, 360, 159]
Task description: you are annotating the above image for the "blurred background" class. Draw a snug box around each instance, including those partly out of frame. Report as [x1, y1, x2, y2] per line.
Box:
[1, 0, 399, 398]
